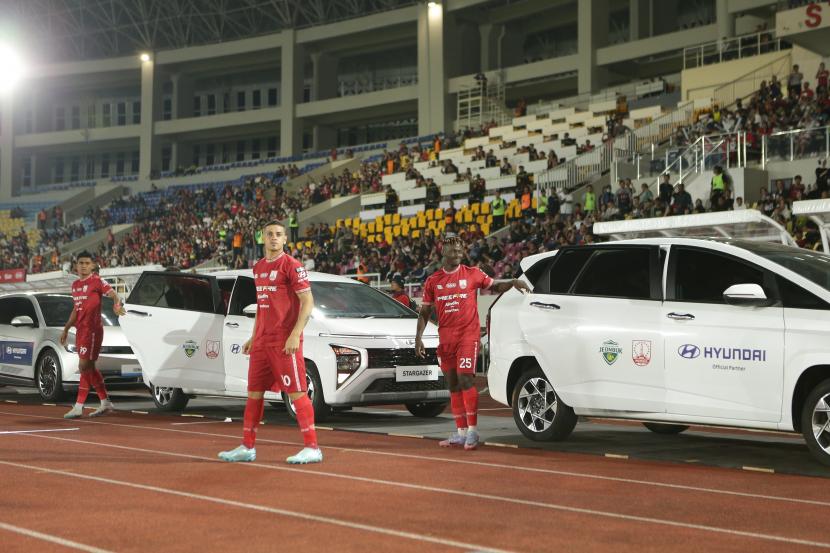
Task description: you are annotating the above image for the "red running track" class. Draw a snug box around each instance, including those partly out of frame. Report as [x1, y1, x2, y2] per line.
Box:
[1, 403, 830, 553]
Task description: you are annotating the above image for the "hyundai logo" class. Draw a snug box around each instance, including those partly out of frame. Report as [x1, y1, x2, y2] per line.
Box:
[678, 344, 700, 359]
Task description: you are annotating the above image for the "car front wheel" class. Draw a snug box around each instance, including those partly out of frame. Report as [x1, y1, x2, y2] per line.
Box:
[150, 384, 190, 411]
[511, 366, 576, 441]
[284, 362, 331, 422]
[36, 349, 66, 402]
[800, 378, 830, 466]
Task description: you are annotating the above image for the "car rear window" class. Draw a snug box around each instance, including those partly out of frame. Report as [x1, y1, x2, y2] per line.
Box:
[128, 273, 216, 313]
[37, 294, 119, 326]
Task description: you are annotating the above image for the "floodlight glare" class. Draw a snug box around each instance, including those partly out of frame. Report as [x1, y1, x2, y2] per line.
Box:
[140, 52, 151, 62]
[428, 1, 441, 17]
[0, 45, 25, 93]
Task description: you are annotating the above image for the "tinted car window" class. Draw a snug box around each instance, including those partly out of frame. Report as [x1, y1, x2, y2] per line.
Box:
[777, 277, 830, 310]
[37, 294, 119, 326]
[548, 249, 593, 294]
[0, 297, 38, 325]
[672, 248, 769, 303]
[312, 281, 415, 318]
[128, 274, 216, 313]
[229, 277, 257, 316]
[572, 249, 651, 299]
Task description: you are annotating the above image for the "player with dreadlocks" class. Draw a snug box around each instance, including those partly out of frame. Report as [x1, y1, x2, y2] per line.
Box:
[415, 235, 530, 450]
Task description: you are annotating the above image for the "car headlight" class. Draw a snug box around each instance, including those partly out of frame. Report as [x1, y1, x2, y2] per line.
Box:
[331, 345, 362, 388]
[65, 343, 76, 353]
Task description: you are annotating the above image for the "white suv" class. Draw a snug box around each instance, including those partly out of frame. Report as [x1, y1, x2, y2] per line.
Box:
[486, 238, 830, 465]
[120, 270, 445, 420]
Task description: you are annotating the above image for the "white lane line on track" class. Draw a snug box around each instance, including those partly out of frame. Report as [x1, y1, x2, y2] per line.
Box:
[0, 458, 514, 553]
[0, 521, 114, 553]
[2, 409, 829, 509]
[170, 421, 227, 426]
[0, 428, 79, 435]
[14, 433, 830, 550]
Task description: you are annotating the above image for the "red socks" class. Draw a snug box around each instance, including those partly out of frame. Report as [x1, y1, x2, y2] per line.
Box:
[76, 371, 91, 404]
[462, 386, 479, 427]
[450, 391, 468, 431]
[89, 369, 108, 400]
[242, 398, 265, 449]
[292, 395, 318, 449]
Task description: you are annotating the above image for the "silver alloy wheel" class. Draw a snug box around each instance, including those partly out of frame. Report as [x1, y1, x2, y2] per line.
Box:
[38, 355, 59, 398]
[154, 385, 175, 406]
[287, 373, 314, 414]
[517, 376, 557, 433]
[812, 395, 830, 453]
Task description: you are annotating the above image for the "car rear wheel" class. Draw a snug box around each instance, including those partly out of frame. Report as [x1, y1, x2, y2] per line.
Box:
[36, 349, 66, 402]
[642, 422, 689, 435]
[150, 384, 190, 411]
[284, 362, 331, 422]
[405, 401, 448, 418]
[801, 378, 830, 466]
[512, 366, 576, 441]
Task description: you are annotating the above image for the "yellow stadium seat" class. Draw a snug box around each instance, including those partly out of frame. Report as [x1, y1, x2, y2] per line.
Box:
[481, 203, 490, 214]
[345, 218, 352, 227]
[336, 219, 343, 228]
[435, 208, 443, 220]
[412, 229, 420, 238]
[384, 214, 392, 225]
[531, 198, 538, 209]
[392, 213, 401, 224]
[305, 241, 313, 249]
[481, 224, 490, 235]
[471, 203, 480, 215]
[368, 222, 375, 233]
[401, 226, 410, 236]
[464, 211, 473, 223]
[487, 215, 493, 224]
[439, 221, 446, 231]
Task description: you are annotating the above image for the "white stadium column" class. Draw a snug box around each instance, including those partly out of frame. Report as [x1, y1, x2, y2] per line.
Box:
[577, 0, 609, 95]
[281, 29, 305, 158]
[417, 1, 448, 136]
[139, 55, 162, 180]
[0, 91, 14, 200]
[716, 0, 735, 39]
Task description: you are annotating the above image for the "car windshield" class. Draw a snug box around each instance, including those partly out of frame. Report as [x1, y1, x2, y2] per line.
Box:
[731, 240, 830, 292]
[36, 294, 120, 327]
[312, 281, 416, 318]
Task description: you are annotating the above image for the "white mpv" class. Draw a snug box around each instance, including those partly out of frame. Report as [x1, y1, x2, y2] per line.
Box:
[120, 270, 445, 420]
[486, 238, 830, 465]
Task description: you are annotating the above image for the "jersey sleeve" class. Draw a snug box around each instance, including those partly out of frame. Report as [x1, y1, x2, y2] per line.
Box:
[421, 277, 434, 305]
[98, 276, 113, 295]
[288, 258, 311, 294]
[476, 267, 494, 290]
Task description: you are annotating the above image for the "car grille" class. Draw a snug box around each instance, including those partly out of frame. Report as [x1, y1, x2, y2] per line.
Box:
[100, 346, 133, 355]
[366, 348, 438, 368]
[363, 377, 446, 393]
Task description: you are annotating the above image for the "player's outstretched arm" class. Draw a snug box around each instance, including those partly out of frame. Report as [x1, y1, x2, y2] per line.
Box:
[60, 307, 77, 346]
[415, 303, 433, 358]
[105, 289, 126, 316]
[490, 279, 531, 295]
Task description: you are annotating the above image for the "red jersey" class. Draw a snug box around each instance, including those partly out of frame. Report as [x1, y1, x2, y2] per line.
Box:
[392, 292, 411, 307]
[422, 265, 493, 342]
[71, 274, 112, 332]
[252, 253, 311, 343]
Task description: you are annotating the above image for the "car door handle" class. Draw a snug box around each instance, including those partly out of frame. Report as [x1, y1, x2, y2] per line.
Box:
[127, 309, 150, 317]
[667, 312, 695, 320]
[225, 322, 239, 328]
[530, 301, 561, 310]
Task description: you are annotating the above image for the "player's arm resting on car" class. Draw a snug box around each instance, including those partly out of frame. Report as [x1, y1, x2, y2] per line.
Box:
[104, 289, 126, 316]
[60, 307, 77, 346]
[284, 290, 314, 355]
[415, 303, 433, 358]
[489, 278, 531, 294]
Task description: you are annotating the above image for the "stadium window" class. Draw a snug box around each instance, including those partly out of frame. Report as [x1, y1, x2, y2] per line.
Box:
[207, 94, 216, 116]
[117, 102, 126, 126]
[223, 92, 229, 113]
[251, 138, 261, 160]
[236, 140, 245, 161]
[70, 157, 80, 182]
[268, 88, 278, 106]
[192, 145, 201, 167]
[131, 151, 139, 174]
[267, 136, 277, 157]
[133, 101, 141, 124]
[221, 143, 230, 164]
[116, 152, 125, 176]
[71, 106, 80, 130]
[86, 156, 95, 179]
[87, 104, 96, 128]
[55, 107, 65, 131]
[102, 103, 111, 127]
[21, 157, 32, 188]
[237, 91, 245, 112]
[54, 158, 65, 183]
[101, 154, 110, 178]
[206, 144, 215, 166]
[193, 96, 201, 117]
[162, 97, 172, 120]
[252, 89, 261, 109]
[161, 145, 171, 172]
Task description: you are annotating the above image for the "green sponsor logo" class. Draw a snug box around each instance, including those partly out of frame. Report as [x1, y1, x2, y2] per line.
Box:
[599, 340, 623, 365]
[182, 340, 199, 358]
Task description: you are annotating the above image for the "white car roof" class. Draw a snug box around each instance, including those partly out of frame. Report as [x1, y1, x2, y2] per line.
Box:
[207, 268, 362, 285]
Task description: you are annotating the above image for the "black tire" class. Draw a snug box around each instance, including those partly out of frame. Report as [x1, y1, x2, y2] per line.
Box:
[284, 361, 331, 422]
[800, 378, 830, 466]
[642, 422, 689, 435]
[405, 401, 448, 418]
[150, 384, 190, 411]
[36, 349, 67, 402]
[511, 366, 576, 441]
[268, 401, 287, 411]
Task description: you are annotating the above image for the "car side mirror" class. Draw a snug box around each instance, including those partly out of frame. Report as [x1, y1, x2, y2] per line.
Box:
[10, 315, 35, 327]
[243, 304, 257, 317]
[723, 284, 771, 307]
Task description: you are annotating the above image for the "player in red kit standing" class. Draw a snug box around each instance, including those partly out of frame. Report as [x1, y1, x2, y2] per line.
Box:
[415, 236, 529, 450]
[61, 251, 126, 419]
[219, 220, 321, 464]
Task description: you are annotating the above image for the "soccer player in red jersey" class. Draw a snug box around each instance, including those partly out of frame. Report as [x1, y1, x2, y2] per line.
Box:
[61, 251, 126, 419]
[416, 236, 529, 450]
[219, 220, 321, 464]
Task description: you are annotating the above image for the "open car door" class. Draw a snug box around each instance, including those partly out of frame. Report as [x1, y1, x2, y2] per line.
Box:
[121, 271, 226, 390]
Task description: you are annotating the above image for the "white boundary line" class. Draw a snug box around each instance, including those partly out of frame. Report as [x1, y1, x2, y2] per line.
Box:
[14, 433, 830, 550]
[0, 428, 79, 435]
[0, 458, 513, 553]
[1, 409, 827, 509]
[0, 521, 114, 553]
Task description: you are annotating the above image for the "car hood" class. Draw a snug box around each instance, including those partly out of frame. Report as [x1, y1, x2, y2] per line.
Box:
[60, 326, 131, 347]
[315, 317, 438, 339]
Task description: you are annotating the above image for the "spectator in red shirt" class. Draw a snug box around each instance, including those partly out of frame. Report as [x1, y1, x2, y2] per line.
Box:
[389, 275, 413, 309]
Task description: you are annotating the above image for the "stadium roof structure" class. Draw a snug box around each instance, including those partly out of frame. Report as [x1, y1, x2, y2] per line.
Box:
[593, 210, 797, 247]
[793, 199, 830, 254]
[4, 0, 421, 63]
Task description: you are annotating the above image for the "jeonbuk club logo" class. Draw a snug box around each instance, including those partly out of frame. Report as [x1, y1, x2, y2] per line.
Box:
[182, 340, 199, 358]
[599, 340, 623, 365]
[678, 344, 701, 359]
